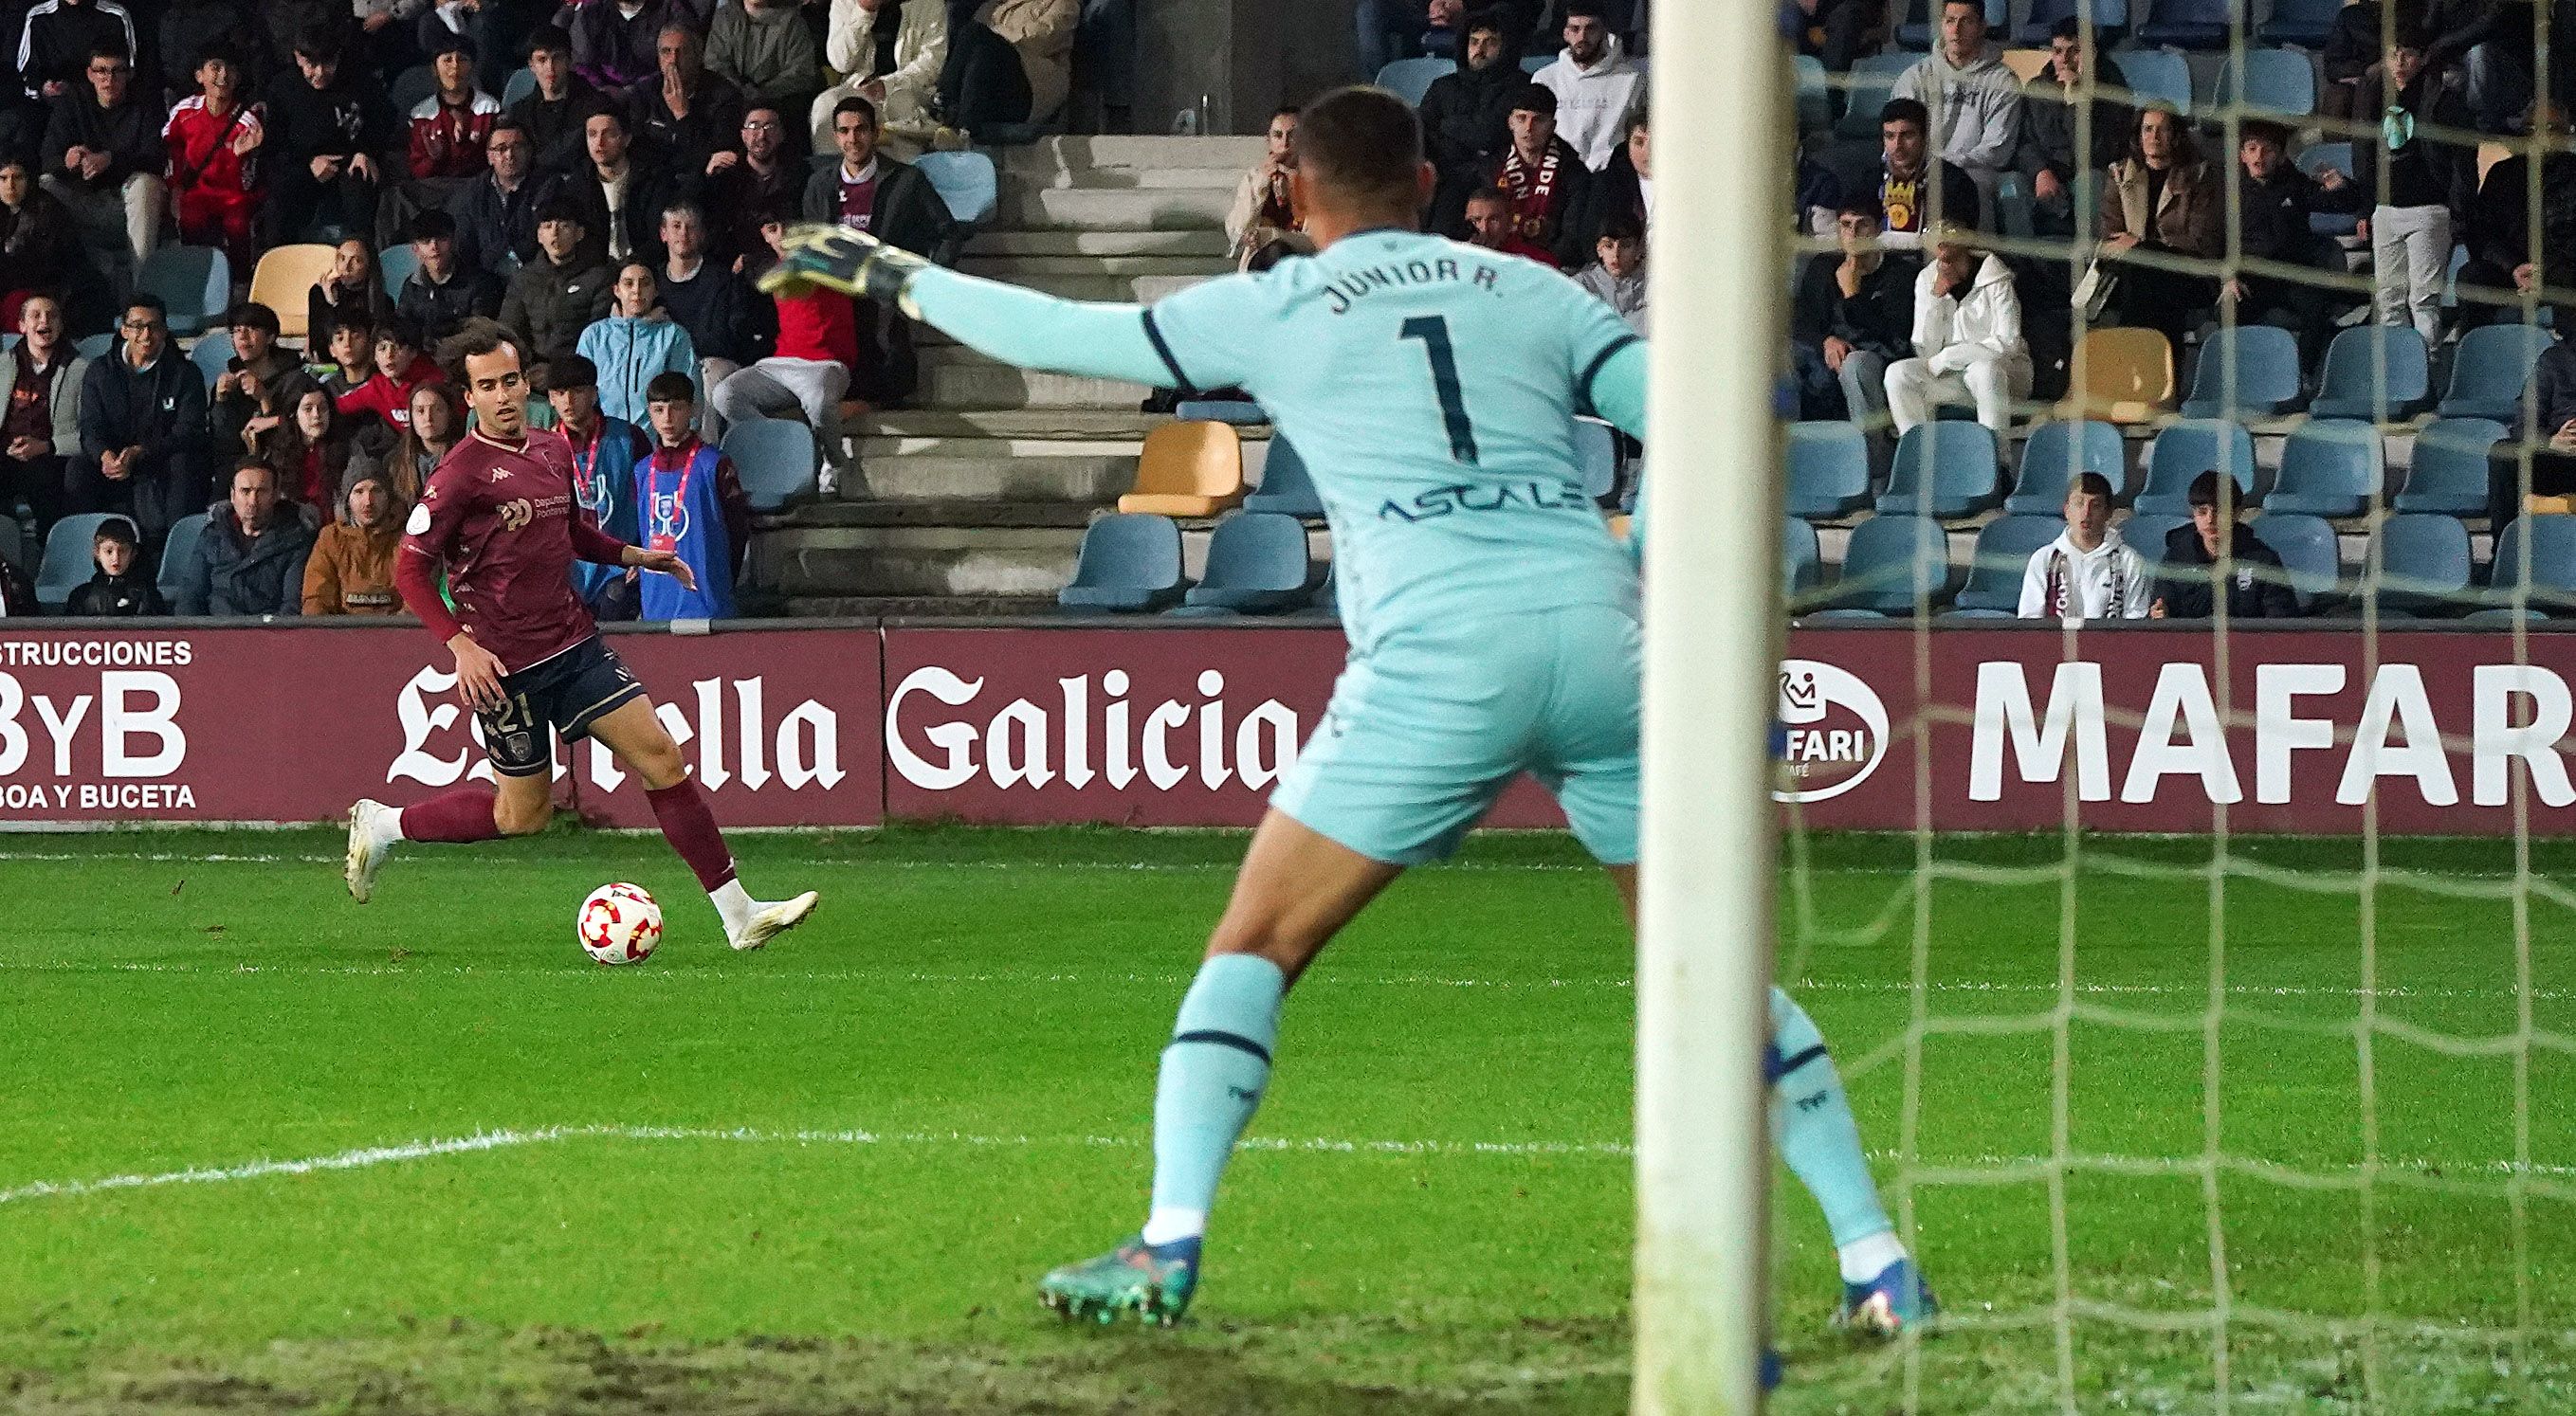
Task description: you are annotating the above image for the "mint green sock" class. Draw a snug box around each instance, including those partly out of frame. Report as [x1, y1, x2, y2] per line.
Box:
[1142, 953, 1286, 1244]
[1770, 987, 1895, 1251]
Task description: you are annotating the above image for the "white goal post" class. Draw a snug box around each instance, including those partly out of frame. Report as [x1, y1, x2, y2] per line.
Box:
[1634, 0, 1790, 1408]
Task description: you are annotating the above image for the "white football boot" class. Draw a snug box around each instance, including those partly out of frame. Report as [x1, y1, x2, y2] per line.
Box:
[344, 799, 398, 903]
[726, 891, 819, 951]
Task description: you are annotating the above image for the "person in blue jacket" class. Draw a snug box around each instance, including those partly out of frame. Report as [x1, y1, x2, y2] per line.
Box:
[632, 371, 747, 621]
[575, 262, 698, 427]
[544, 353, 650, 619]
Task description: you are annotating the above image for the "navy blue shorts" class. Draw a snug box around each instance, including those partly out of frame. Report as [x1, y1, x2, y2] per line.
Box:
[478, 635, 646, 777]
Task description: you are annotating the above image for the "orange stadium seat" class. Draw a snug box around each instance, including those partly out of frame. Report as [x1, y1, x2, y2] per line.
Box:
[1118, 422, 1247, 517]
[247, 245, 340, 342]
[2058, 326, 2176, 425]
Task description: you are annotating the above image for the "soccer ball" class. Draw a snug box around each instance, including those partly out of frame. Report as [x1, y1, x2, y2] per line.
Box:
[577, 882, 663, 966]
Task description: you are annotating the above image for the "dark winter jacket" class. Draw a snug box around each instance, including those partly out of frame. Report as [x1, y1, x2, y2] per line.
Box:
[177, 500, 316, 617]
[41, 91, 166, 190]
[1417, 60, 1522, 190]
[557, 163, 685, 269]
[78, 349, 206, 474]
[1792, 251, 1915, 360]
[499, 253, 616, 366]
[65, 568, 166, 615]
[447, 168, 557, 278]
[2235, 166, 2366, 265]
[2521, 341, 2576, 440]
[2013, 50, 2131, 185]
[798, 154, 958, 260]
[2464, 154, 2576, 281]
[624, 71, 744, 178]
[263, 71, 402, 169]
[397, 265, 506, 343]
[507, 79, 606, 176]
[657, 257, 766, 363]
[2154, 523, 2303, 619]
[16, 0, 138, 102]
[2351, 70, 2475, 218]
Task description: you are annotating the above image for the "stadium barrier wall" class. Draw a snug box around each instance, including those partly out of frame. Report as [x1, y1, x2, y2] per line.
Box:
[5, 620, 2576, 835]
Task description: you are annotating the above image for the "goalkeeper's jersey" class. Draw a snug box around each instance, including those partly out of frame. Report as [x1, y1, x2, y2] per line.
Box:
[1138, 229, 1642, 650]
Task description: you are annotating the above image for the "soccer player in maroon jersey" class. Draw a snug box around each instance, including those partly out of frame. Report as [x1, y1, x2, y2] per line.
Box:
[342, 318, 818, 952]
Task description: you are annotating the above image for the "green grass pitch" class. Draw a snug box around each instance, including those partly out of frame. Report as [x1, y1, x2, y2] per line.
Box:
[1, 825, 2570, 1413]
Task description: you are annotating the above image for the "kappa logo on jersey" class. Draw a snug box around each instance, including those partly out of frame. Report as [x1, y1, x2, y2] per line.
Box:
[489, 466, 514, 481]
[1774, 659, 1889, 804]
[498, 498, 535, 531]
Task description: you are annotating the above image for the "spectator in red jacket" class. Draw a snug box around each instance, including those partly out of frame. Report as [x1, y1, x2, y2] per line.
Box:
[335, 314, 445, 437]
[163, 46, 262, 267]
[709, 218, 854, 430]
[407, 31, 500, 181]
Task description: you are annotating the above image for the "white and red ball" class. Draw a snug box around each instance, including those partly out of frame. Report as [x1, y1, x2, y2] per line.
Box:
[577, 882, 663, 965]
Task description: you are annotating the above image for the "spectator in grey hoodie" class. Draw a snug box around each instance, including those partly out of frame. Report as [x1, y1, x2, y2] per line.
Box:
[1893, 0, 2022, 212]
[1572, 214, 1646, 334]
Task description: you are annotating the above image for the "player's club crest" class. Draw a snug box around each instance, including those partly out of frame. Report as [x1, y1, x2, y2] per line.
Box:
[1773, 660, 1889, 804]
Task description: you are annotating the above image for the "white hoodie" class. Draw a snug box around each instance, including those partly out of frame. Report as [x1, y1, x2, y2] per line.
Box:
[1911, 253, 2032, 383]
[1535, 34, 1645, 172]
[2018, 528, 2151, 622]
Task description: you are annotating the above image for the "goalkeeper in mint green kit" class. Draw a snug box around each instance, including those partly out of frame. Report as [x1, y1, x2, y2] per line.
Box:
[763, 85, 1933, 1339]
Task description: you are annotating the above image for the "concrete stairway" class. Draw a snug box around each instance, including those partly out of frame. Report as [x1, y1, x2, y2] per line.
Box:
[754, 135, 1268, 617]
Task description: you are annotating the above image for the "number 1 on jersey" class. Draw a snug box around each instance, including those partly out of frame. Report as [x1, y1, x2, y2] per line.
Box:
[1399, 316, 1480, 465]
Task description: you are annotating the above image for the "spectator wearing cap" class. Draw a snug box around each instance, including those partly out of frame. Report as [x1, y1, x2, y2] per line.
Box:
[508, 26, 603, 177]
[174, 458, 315, 617]
[2095, 105, 2222, 354]
[2221, 119, 2363, 369]
[2019, 472, 2149, 622]
[1418, 9, 1526, 236]
[501, 200, 615, 366]
[1884, 226, 2029, 435]
[208, 302, 315, 456]
[1531, 1, 1643, 172]
[41, 42, 166, 267]
[2150, 471, 2300, 619]
[2011, 17, 2129, 240]
[71, 293, 209, 542]
[1892, 0, 2023, 211]
[809, 0, 947, 148]
[577, 260, 697, 427]
[1791, 201, 1912, 433]
[262, 26, 402, 245]
[301, 466, 407, 615]
[162, 46, 264, 269]
[0, 294, 84, 539]
[1875, 98, 1980, 251]
[64, 515, 164, 614]
[1479, 83, 1594, 269]
[395, 209, 506, 343]
[447, 117, 553, 278]
[544, 352, 650, 616]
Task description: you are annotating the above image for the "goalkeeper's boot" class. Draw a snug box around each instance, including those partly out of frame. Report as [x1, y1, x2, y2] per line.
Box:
[344, 799, 397, 904]
[1835, 1258, 1938, 1337]
[726, 891, 819, 952]
[1038, 1235, 1199, 1327]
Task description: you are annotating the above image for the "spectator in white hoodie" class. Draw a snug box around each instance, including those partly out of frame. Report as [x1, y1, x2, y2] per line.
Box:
[1532, 0, 1643, 172]
[1892, 0, 2023, 211]
[2019, 472, 2150, 622]
[1884, 228, 2031, 434]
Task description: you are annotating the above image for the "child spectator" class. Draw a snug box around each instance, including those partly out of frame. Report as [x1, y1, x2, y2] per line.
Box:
[348, 380, 460, 499]
[575, 260, 696, 427]
[2354, 25, 2475, 345]
[500, 201, 614, 365]
[309, 238, 393, 348]
[394, 209, 506, 343]
[0, 157, 94, 328]
[545, 353, 649, 617]
[711, 221, 856, 429]
[1573, 214, 1646, 334]
[2149, 471, 2301, 619]
[2222, 120, 2364, 369]
[2019, 472, 2148, 622]
[260, 384, 359, 506]
[654, 199, 764, 434]
[634, 370, 746, 622]
[64, 515, 164, 614]
[301, 466, 407, 614]
[173, 458, 316, 616]
[318, 310, 379, 403]
[336, 316, 444, 436]
[162, 46, 263, 267]
[0, 293, 87, 539]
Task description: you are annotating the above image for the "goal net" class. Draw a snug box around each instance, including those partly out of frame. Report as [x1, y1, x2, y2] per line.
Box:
[1652, 0, 2571, 1408]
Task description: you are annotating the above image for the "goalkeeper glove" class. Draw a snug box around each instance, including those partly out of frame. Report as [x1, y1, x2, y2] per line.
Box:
[757, 223, 933, 315]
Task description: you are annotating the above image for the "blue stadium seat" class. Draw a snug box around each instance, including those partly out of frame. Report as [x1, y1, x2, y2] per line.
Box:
[73, 333, 112, 360]
[913, 150, 1000, 254]
[156, 513, 209, 609]
[1242, 434, 1324, 517]
[2135, 420, 2256, 515]
[2464, 606, 2549, 624]
[1183, 512, 1312, 612]
[2262, 419, 2383, 517]
[2250, 512, 2343, 607]
[189, 329, 235, 390]
[390, 64, 437, 116]
[1375, 57, 1453, 107]
[1573, 418, 1618, 501]
[1785, 421, 1873, 519]
[2211, 47, 2315, 115]
[2487, 516, 2576, 609]
[2019, 0, 2127, 45]
[2439, 324, 2558, 422]
[1836, 51, 1919, 138]
[2178, 324, 2305, 417]
[721, 417, 819, 513]
[2005, 419, 2126, 513]
[137, 245, 229, 336]
[2123, 512, 2190, 572]
[1519, 53, 1550, 73]
[1059, 512, 1185, 611]
[35, 513, 120, 608]
[2296, 144, 2359, 237]
[501, 67, 537, 106]
[2368, 512, 2474, 613]
[1830, 514, 1956, 614]
[2442, 241, 2471, 309]
[1992, 169, 2035, 240]
[1876, 422, 2001, 519]
[2259, 0, 2341, 45]
[2310, 325, 2432, 421]
[2112, 48, 2193, 110]
[1954, 515, 2064, 612]
[1794, 54, 1832, 133]
[2138, 0, 2239, 47]
[376, 242, 420, 296]
[1174, 399, 1268, 426]
[1783, 517, 1823, 601]
[2398, 417, 2508, 517]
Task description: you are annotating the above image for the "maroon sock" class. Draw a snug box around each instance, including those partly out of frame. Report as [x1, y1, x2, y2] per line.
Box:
[398, 788, 502, 844]
[646, 779, 739, 893]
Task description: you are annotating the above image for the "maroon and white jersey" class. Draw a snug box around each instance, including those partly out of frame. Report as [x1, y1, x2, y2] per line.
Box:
[402, 427, 606, 674]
